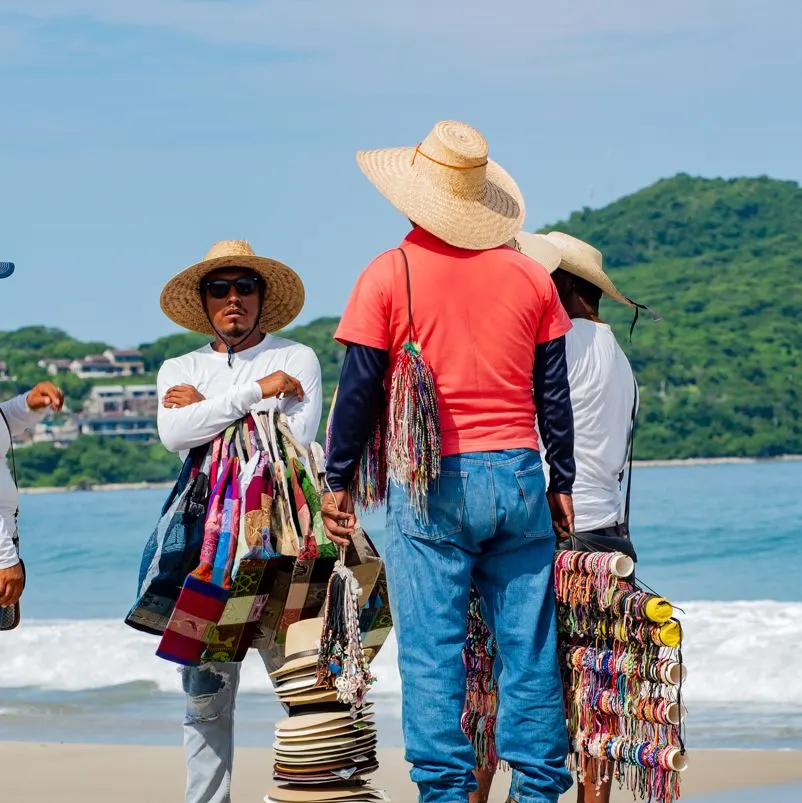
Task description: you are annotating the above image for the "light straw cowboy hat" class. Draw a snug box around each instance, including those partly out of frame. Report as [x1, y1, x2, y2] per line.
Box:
[270, 616, 325, 678]
[540, 231, 636, 307]
[510, 232, 562, 272]
[356, 120, 525, 250]
[160, 240, 305, 336]
[542, 231, 661, 324]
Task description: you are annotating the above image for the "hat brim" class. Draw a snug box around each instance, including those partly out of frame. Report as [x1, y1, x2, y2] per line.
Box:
[266, 784, 384, 803]
[275, 705, 373, 733]
[556, 261, 636, 308]
[160, 254, 305, 336]
[271, 653, 320, 679]
[513, 232, 562, 272]
[357, 147, 525, 250]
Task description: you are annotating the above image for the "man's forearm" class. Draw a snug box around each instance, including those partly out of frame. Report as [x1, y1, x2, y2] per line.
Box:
[534, 336, 575, 494]
[157, 382, 262, 453]
[325, 345, 388, 492]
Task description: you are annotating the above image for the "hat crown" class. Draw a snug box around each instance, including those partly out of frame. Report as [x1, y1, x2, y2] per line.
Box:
[545, 231, 603, 271]
[284, 616, 323, 656]
[413, 121, 489, 198]
[202, 239, 257, 262]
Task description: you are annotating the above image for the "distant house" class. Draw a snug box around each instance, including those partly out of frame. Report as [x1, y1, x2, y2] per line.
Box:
[32, 417, 80, 447]
[68, 350, 146, 379]
[0, 361, 8, 381]
[78, 413, 158, 442]
[103, 348, 146, 376]
[84, 384, 158, 416]
[70, 355, 125, 379]
[38, 358, 73, 376]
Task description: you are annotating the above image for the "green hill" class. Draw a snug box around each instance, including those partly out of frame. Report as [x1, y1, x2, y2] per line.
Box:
[3, 173, 801, 485]
[540, 174, 802, 458]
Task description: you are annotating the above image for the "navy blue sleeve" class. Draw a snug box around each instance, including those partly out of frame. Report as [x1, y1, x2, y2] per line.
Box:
[534, 335, 575, 494]
[325, 344, 388, 492]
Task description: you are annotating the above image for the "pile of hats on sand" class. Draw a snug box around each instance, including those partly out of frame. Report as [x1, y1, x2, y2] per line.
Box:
[264, 617, 386, 803]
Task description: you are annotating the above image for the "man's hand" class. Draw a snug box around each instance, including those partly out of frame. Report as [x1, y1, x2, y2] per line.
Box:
[163, 385, 206, 409]
[258, 372, 304, 402]
[27, 382, 64, 412]
[0, 563, 24, 607]
[547, 491, 574, 540]
[321, 490, 356, 547]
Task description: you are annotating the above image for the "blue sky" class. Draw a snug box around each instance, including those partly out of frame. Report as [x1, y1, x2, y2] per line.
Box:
[1, 0, 800, 346]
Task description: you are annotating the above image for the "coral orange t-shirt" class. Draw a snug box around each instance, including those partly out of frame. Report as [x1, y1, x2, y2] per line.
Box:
[334, 227, 572, 457]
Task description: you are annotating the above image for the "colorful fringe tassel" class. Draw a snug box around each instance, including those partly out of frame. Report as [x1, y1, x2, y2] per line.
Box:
[462, 588, 503, 772]
[386, 340, 441, 519]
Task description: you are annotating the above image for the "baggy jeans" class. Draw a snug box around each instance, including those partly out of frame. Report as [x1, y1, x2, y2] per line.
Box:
[182, 651, 270, 803]
[385, 449, 573, 803]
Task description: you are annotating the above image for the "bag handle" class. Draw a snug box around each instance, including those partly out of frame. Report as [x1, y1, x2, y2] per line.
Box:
[398, 248, 416, 343]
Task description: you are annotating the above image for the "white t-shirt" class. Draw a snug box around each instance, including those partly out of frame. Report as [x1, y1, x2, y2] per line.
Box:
[0, 394, 47, 569]
[156, 334, 323, 460]
[546, 319, 637, 532]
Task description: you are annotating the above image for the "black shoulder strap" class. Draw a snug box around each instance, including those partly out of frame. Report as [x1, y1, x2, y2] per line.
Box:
[623, 378, 638, 527]
[398, 248, 416, 343]
[0, 407, 19, 520]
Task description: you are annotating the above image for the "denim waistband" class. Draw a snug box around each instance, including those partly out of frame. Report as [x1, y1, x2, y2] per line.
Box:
[441, 448, 539, 467]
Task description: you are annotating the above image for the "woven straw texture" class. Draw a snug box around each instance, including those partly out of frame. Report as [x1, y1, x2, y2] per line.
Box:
[357, 120, 525, 250]
[513, 232, 562, 272]
[160, 240, 305, 335]
[544, 231, 634, 308]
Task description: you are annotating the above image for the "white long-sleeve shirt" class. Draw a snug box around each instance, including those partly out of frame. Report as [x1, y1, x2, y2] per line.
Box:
[543, 319, 637, 531]
[156, 334, 323, 459]
[0, 393, 47, 569]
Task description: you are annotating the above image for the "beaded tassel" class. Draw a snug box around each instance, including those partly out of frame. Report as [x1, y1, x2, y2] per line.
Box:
[316, 548, 374, 707]
[387, 340, 441, 519]
[462, 590, 502, 772]
[352, 410, 387, 510]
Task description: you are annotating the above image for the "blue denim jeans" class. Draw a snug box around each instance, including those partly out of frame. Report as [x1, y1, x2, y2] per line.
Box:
[385, 449, 572, 803]
[182, 652, 269, 803]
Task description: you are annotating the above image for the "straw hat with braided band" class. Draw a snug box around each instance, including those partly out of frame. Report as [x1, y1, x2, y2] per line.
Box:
[357, 120, 525, 250]
[160, 240, 305, 336]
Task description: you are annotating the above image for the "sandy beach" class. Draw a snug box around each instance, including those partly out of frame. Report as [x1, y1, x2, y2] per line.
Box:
[2, 744, 801, 803]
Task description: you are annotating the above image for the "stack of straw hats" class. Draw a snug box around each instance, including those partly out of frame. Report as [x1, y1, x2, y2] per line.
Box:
[265, 618, 385, 803]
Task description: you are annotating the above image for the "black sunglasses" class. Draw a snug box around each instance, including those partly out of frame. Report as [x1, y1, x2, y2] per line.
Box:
[202, 276, 263, 300]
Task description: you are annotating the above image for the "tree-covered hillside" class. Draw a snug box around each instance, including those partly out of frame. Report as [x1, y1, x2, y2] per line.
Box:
[540, 174, 802, 458]
[3, 174, 801, 485]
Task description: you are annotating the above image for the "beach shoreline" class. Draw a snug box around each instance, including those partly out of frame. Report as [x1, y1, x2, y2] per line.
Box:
[16, 454, 802, 494]
[2, 743, 801, 803]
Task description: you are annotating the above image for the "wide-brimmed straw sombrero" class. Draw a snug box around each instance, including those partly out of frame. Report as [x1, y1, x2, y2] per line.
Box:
[160, 240, 305, 336]
[356, 120, 525, 250]
[540, 232, 635, 307]
[542, 231, 661, 325]
[511, 232, 562, 272]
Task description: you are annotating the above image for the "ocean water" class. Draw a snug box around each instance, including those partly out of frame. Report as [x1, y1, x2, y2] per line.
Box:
[1, 461, 801, 750]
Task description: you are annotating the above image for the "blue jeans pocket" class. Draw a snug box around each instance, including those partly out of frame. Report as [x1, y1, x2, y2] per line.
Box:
[515, 465, 553, 539]
[401, 470, 467, 542]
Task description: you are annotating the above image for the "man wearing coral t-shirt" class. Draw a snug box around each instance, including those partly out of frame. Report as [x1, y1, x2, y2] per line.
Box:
[321, 121, 576, 803]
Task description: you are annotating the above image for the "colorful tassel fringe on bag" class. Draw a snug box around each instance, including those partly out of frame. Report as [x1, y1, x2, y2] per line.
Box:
[326, 248, 441, 517]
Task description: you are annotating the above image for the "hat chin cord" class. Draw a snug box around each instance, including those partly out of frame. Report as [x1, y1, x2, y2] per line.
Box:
[202, 296, 264, 367]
